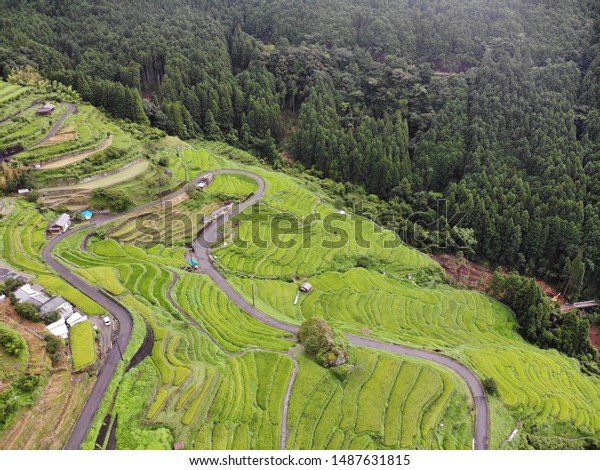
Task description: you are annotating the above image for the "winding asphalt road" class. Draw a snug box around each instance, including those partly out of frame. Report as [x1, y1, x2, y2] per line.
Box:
[45, 168, 489, 450]
[192, 170, 489, 450]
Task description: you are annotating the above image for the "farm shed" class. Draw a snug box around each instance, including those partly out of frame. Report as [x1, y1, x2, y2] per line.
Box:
[37, 103, 55, 116]
[300, 282, 313, 293]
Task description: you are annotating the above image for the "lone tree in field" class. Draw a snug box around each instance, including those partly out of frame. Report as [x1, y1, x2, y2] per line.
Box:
[298, 317, 349, 367]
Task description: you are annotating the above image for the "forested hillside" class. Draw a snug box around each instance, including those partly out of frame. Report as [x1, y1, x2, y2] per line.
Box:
[1, 0, 599, 298]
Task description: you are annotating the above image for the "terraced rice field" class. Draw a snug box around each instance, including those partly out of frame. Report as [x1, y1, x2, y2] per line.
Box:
[54, 235, 296, 449]
[196, 144, 600, 443]
[232, 268, 516, 347]
[229, 258, 600, 439]
[15, 106, 110, 164]
[287, 351, 472, 449]
[206, 173, 258, 199]
[36, 274, 105, 316]
[0, 104, 67, 150]
[110, 325, 293, 450]
[0, 201, 51, 275]
[171, 273, 293, 352]
[214, 203, 434, 278]
[168, 146, 236, 183]
[53, 233, 294, 352]
[0, 99, 36, 124]
[35, 127, 144, 189]
[109, 197, 224, 247]
[69, 321, 97, 370]
[0, 82, 33, 113]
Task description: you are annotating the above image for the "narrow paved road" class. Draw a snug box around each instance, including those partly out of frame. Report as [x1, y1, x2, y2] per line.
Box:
[34, 103, 76, 147]
[192, 170, 490, 450]
[43, 225, 132, 450]
[43, 170, 218, 449]
[46, 168, 489, 450]
[1, 103, 76, 161]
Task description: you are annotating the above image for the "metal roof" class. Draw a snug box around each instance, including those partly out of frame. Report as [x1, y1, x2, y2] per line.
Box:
[54, 213, 71, 228]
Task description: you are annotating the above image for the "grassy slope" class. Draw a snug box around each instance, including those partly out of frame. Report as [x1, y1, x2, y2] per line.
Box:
[50, 179, 471, 449]
[192, 142, 600, 445]
[3, 79, 596, 448]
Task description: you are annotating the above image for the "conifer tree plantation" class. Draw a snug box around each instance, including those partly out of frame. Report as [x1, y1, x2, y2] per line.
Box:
[0, 0, 600, 455]
[1, 0, 599, 298]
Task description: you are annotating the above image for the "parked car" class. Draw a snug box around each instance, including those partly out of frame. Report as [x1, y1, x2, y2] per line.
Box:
[103, 315, 111, 326]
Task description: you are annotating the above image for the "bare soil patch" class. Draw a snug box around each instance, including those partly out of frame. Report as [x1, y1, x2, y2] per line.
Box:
[40, 135, 113, 170]
[0, 302, 49, 374]
[434, 253, 565, 305]
[589, 325, 600, 358]
[0, 369, 94, 449]
[38, 125, 77, 146]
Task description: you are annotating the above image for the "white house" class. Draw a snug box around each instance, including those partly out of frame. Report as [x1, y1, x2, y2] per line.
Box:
[48, 213, 71, 234]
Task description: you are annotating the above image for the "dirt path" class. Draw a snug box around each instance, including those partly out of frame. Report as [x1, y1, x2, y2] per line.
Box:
[40, 135, 113, 170]
[280, 349, 299, 450]
[44, 160, 149, 191]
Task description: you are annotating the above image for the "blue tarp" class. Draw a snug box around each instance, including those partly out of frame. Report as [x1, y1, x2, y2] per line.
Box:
[81, 210, 93, 218]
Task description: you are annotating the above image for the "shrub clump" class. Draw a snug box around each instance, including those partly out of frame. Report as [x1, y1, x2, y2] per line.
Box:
[298, 317, 350, 369]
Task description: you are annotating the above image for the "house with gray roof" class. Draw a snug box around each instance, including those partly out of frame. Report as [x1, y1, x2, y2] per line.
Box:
[48, 213, 71, 234]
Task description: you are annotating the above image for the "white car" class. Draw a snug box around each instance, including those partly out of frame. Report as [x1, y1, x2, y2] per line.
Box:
[103, 316, 111, 326]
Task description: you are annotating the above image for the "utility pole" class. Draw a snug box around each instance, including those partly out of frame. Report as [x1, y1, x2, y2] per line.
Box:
[115, 337, 124, 361]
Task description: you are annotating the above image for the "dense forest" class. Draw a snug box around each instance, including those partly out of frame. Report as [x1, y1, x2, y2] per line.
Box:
[1, 0, 599, 300]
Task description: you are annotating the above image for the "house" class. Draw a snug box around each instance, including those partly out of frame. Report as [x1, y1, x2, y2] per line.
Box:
[0, 268, 30, 283]
[37, 103, 55, 116]
[12, 283, 87, 338]
[46, 319, 69, 339]
[14, 284, 51, 307]
[40, 296, 72, 318]
[81, 210, 93, 220]
[300, 282, 313, 293]
[65, 311, 87, 327]
[48, 213, 71, 234]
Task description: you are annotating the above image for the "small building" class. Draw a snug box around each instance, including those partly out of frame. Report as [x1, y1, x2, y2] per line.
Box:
[300, 282, 313, 293]
[188, 258, 199, 269]
[14, 284, 51, 307]
[65, 311, 87, 327]
[46, 319, 69, 339]
[37, 103, 55, 116]
[196, 173, 214, 189]
[81, 210, 93, 220]
[17, 189, 30, 195]
[48, 213, 71, 234]
[40, 296, 71, 318]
